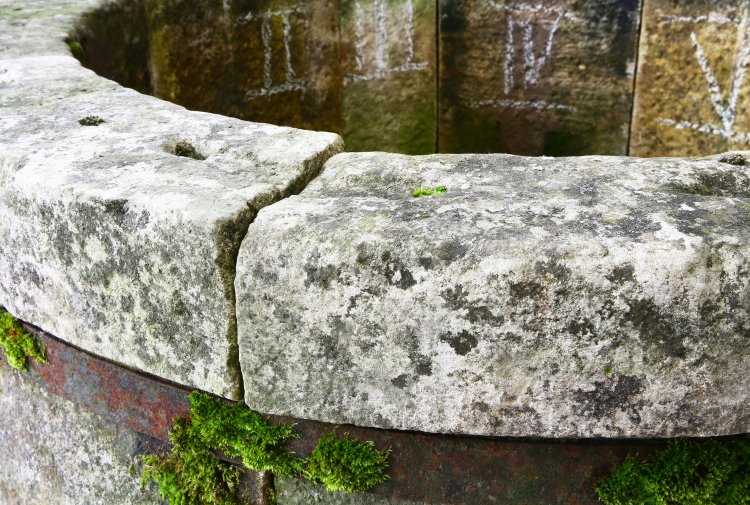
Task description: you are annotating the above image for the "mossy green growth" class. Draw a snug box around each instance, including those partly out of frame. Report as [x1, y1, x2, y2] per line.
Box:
[596, 437, 750, 505]
[67, 40, 84, 60]
[305, 430, 390, 493]
[142, 392, 301, 504]
[144, 393, 391, 502]
[188, 391, 302, 475]
[412, 185, 447, 197]
[142, 417, 242, 505]
[0, 309, 48, 371]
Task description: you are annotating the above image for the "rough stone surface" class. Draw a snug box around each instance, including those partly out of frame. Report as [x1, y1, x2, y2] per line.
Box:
[0, 0, 343, 399]
[340, 0, 436, 154]
[0, 360, 165, 505]
[275, 476, 426, 505]
[438, 0, 641, 155]
[630, 1, 750, 156]
[237, 151, 750, 438]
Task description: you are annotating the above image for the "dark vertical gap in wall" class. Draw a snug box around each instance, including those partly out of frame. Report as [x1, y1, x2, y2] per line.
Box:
[626, 0, 647, 156]
[435, 0, 441, 153]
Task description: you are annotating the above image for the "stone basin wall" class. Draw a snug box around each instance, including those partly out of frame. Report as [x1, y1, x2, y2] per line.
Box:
[1, 0, 749, 504]
[68, 0, 750, 156]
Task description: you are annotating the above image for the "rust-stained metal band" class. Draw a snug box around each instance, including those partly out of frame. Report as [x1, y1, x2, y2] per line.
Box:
[9, 320, 733, 504]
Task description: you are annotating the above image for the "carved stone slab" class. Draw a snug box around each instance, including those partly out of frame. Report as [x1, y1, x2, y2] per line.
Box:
[438, 0, 641, 155]
[237, 151, 750, 437]
[630, 0, 750, 156]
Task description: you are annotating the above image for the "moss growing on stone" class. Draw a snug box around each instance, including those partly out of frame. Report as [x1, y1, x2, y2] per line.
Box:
[143, 392, 300, 504]
[67, 40, 84, 60]
[142, 417, 242, 505]
[596, 438, 750, 505]
[143, 393, 391, 502]
[305, 430, 390, 493]
[0, 309, 47, 371]
[412, 185, 447, 197]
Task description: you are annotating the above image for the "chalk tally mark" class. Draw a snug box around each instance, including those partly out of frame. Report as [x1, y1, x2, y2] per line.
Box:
[346, 0, 428, 84]
[242, 6, 309, 100]
[470, 2, 578, 113]
[657, 7, 750, 142]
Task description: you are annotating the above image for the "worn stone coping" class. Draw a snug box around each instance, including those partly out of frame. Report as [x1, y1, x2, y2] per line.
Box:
[6, 319, 707, 505]
[1, 0, 749, 439]
[237, 151, 750, 438]
[0, 0, 343, 400]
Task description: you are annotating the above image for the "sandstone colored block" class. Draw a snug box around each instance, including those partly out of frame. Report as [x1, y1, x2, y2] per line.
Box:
[340, 0, 436, 154]
[237, 151, 750, 438]
[275, 476, 426, 505]
[0, 50, 342, 399]
[0, 362, 165, 505]
[438, 0, 641, 155]
[630, 1, 750, 157]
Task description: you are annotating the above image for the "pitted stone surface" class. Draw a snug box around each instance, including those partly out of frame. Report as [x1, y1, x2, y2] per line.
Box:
[0, 361, 165, 505]
[237, 151, 750, 437]
[0, 0, 343, 399]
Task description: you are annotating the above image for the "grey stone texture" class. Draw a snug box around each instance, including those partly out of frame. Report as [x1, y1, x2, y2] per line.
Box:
[0, 0, 343, 399]
[275, 476, 426, 505]
[237, 151, 750, 438]
[0, 361, 164, 505]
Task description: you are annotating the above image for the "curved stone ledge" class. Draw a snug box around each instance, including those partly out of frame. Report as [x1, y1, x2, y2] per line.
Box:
[237, 151, 750, 438]
[0, 0, 343, 399]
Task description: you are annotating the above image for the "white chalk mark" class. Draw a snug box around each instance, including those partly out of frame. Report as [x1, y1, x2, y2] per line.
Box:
[489, 1, 579, 22]
[660, 7, 750, 140]
[283, 14, 295, 80]
[657, 118, 750, 142]
[345, 0, 427, 83]
[374, 0, 387, 71]
[659, 13, 735, 26]
[470, 98, 577, 112]
[243, 5, 309, 101]
[502, 3, 566, 95]
[354, 0, 366, 71]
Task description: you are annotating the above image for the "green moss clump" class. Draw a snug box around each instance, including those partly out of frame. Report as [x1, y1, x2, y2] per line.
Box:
[412, 185, 447, 197]
[0, 309, 48, 371]
[596, 438, 750, 505]
[188, 391, 302, 475]
[143, 393, 391, 502]
[142, 392, 301, 504]
[305, 430, 390, 493]
[67, 40, 84, 60]
[142, 418, 241, 505]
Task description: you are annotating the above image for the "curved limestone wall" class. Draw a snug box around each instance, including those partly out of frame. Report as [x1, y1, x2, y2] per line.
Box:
[66, 0, 750, 156]
[1, 0, 749, 504]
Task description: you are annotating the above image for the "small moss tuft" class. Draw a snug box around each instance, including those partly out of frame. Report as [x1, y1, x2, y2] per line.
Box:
[67, 40, 84, 60]
[596, 437, 750, 505]
[412, 185, 447, 197]
[78, 116, 106, 126]
[0, 309, 48, 371]
[305, 430, 391, 493]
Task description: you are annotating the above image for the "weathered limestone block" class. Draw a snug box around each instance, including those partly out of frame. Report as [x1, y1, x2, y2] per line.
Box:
[0, 362, 164, 505]
[340, 0, 436, 154]
[438, 0, 641, 155]
[275, 476, 426, 505]
[631, 1, 750, 156]
[237, 151, 750, 437]
[0, 37, 342, 398]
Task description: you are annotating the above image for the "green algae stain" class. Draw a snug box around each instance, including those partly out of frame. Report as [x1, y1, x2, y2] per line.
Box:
[0, 309, 48, 371]
[412, 185, 447, 197]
